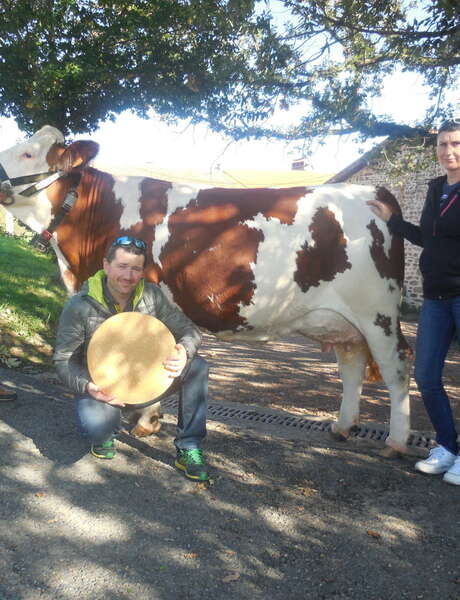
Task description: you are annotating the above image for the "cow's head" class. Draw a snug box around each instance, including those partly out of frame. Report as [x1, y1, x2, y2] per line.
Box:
[0, 125, 100, 233]
[0, 126, 64, 204]
[0, 125, 99, 207]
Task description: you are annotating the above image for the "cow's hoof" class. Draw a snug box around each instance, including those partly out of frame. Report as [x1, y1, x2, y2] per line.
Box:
[149, 418, 161, 434]
[130, 425, 151, 438]
[329, 424, 349, 442]
[379, 446, 404, 459]
[130, 419, 161, 438]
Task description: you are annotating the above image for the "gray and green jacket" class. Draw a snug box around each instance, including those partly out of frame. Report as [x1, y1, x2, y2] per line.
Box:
[53, 270, 202, 395]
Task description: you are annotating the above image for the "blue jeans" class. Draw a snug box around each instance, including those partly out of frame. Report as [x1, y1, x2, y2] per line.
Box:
[77, 355, 208, 451]
[414, 297, 460, 455]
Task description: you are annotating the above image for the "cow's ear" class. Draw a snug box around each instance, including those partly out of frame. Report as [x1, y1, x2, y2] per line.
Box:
[53, 140, 100, 172]
[46, 143, 66, 170]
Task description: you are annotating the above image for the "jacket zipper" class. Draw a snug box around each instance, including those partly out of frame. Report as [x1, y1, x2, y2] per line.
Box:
[433, 193, 458, 236]
[440, 193, 458, 217]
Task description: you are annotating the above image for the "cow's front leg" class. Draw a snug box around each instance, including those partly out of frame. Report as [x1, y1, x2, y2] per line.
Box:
[50, 238, 79, 293]
[130, 401, 163, 437]
[330, 342, 368, 441]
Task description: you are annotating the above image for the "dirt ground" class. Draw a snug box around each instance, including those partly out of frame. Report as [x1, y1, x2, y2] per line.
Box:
[199, 320, 460, 435]
[2, 320, 460, 599]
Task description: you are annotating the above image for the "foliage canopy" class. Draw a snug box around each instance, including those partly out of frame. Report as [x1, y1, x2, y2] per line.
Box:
[0, 0, 293, 135]
[0, 0, 459, 142]
[278, 0, 460, 141]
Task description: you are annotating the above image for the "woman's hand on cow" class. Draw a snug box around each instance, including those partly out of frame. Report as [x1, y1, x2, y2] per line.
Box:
[367, 199, 392, 222]
[163, 343, 187, 378]
[86, 382, 125, 407]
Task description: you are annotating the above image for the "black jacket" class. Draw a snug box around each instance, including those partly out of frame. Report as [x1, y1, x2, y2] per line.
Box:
[388, 175, 460, 299]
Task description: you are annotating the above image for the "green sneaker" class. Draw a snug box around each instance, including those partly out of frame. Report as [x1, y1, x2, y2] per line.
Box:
[91, 438, 116, 460]
[175, 448, 209, 482]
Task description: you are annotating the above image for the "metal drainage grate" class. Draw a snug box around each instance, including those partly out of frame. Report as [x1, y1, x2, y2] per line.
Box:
[407, 432, 433, 449]
[161, 397, 433, 448]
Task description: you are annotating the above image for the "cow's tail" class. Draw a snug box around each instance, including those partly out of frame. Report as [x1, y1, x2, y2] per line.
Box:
[366, 354, 382, 383]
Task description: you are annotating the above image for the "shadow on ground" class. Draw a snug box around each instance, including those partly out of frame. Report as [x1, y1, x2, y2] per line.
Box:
[0, 366, 459, 600]
[200, 321, 460, 434]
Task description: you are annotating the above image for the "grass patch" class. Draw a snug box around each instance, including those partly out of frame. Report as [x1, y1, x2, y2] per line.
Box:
[0, 229, 68, 368]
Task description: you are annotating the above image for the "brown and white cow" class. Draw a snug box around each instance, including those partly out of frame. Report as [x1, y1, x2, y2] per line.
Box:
[0, 126, 413, 454]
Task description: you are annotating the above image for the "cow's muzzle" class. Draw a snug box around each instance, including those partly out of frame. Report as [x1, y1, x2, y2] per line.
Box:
[0, 181, 15, 206]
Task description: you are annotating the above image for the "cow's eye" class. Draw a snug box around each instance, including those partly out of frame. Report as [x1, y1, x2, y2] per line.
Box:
[21, 152, 32, 159]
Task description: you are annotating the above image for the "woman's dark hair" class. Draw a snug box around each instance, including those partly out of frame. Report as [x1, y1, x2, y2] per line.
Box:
[438, 119, 460, 134]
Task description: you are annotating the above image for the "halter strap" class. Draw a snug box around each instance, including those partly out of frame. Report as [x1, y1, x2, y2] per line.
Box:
[30, 174, 82, 253]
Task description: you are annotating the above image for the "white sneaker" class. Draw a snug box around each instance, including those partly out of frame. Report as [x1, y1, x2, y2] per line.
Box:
[443, 455, 460, 486]
[415, 445, 456, 475]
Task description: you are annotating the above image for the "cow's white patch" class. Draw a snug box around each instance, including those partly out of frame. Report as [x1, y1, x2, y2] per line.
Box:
[112, 176, 143, 229]
[237, 184, 394, 338]
[151, 184, 201, 266]
[3, 188, 53, 233]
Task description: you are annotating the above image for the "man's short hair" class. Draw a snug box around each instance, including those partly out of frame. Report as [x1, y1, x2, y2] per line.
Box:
[438, 119, 460, 135]
[105, 236, 147, 264]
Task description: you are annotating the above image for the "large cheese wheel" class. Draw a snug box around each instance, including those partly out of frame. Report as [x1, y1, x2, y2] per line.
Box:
[87, 312, 176, 404]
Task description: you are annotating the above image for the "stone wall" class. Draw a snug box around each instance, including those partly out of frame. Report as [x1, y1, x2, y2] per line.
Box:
[346, 149, 444, 308]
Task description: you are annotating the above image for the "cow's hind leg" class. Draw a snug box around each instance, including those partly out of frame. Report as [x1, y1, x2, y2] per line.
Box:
[360, 320, 412, 456]
[130, 401, 163, 437]
[330, 342, 368, 441]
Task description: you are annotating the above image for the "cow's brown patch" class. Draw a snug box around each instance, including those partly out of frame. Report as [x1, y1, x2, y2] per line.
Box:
[366, 355, 382, 383]
[294, 207, 351, 292]
[53, 168, 124, 287]
[374, 313, 392, 336]
[47, 174, 309, 310]
[376, 186, 402, 216]
[368, 188, 404, 288]
[46, 143, 66, 170]
[150, 187, 310, 331]
[158, 202, 269, 331]
[191, 186, 308, 225]
[397, 319, 414, 362]
[135, 184, 307, 299]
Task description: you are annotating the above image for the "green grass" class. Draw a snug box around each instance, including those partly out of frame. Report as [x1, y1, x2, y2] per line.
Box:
[0, 229, 68, 367]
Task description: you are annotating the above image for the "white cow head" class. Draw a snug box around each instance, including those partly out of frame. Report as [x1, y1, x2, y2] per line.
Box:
[0, 126, 65, 229]
[0, 125, 98, 232]
[0, 125, 64, 194]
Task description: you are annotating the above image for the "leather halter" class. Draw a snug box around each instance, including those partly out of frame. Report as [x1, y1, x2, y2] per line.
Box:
[30, 173, 82, 253]
[0, 161, 64, 205]
[0, 159, 82, 253]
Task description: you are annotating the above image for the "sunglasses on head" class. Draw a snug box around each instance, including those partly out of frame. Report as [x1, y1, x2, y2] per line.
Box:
[111, 236, 146, 251]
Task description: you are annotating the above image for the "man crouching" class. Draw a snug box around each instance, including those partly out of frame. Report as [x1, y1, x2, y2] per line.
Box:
[53, 236, 209, 482]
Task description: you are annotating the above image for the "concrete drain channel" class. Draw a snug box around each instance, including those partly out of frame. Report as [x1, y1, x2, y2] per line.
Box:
[160, 397, 433, 449]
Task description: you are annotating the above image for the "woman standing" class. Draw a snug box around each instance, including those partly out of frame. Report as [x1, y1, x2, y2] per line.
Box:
[368, 119, 460, 486]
